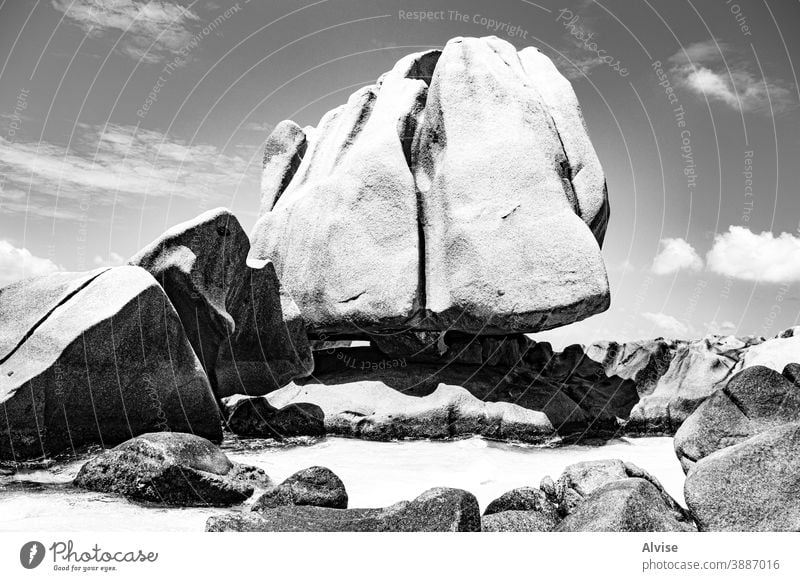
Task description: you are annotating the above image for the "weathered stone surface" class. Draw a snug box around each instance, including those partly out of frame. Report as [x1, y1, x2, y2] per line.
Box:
[207, 504, 405, 532]
[481, 509, 559, 532]
[543, 459, 688, 522]
[555, 478, 695, 532]
[741, 334, 800, 374]
[74, 433, 270, 506]
[250, 36, 609, 336]
[482, 486, 560, 530]
[626, 335, 761, 433]
[130, 208, 312, 398]
[252, 466, 347, 511]
[266, 377, 556, 443]
[675, 365, 800, 472]
[416, 37, 609, 334]
[207, 487, 480, 532]
[0, 267, 221, 461]
[379, 487, 481, 532]
[484, 486, 556, 516]
[223, 395, 324, 439]
[585, 339, 677, 397]
[684, 422, 800, 531]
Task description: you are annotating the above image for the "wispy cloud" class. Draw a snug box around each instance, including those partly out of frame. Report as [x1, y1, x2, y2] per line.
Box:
[52, 0, 200, 64]
[669, 40, 796, 115]
[0, 123, 257, 221]
[642, 311, 690, 338]
[651, 237, 704, 275]
[707, 226, 800, 283]
[0, 240, 62, 287]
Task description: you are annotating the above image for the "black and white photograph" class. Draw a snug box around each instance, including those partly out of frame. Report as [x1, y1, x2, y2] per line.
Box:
[0, 0, 798, 578]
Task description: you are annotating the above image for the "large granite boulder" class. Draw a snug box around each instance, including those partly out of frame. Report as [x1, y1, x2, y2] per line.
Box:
[674, 365, 800, 472]
[0, 267, 221, 461]
[207, 487, 481, 532]
[555, 478, 695, 532]
[684, 422, 800, 531]
[250, 36, 609, 336]
[626, 335, 761, 433]
[252, 466, 347, 511]
[541, 459, 688, 522]
[130, 208, 312, 398]
[74, 433, 271, 506]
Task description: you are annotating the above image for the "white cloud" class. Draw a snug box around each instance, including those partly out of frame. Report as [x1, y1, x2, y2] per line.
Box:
[52, 0, 199, 64]
[642, 312, 690, 338]
[668, 40, 795, 115]
[705, 320, 737, 336]
[0, 123, 257, 220]
[0, 240, 62, 287]
[651, 237, 704, 275]
[93, 252, 125, 266]
[707, 226, 800, 283]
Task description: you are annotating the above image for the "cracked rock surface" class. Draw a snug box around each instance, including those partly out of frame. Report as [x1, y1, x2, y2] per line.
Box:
[250, 36, 610, 336]
[0, 267, 221, 461]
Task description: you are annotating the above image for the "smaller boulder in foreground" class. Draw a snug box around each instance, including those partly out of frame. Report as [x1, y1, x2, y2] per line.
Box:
[252, 466, 347, 511]
[556, 478, 695, 532]
[74, 433, 271, 506]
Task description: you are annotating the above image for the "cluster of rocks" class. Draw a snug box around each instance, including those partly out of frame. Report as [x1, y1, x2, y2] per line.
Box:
[4, 36, 800, 533]
[69, 432, 698, 532]
[74, 421, 797, 532]
[1, 209, 313, 462]
[222, 328, 798, 445]
[675, 364, 800, 531]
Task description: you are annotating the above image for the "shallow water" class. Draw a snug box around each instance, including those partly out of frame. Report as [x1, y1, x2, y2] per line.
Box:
[0, 435, 683, 532]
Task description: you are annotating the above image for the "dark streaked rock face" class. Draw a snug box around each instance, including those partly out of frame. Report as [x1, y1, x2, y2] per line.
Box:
[0, 267, 221, 461]
[130, 207, 312, 399]
[73, 433, 271, 506]
[206, 487, 481, 532]
[684, 422, 800, 532]
[250, 36, 610, 337]
[223, 395, 324, 439]
[555, 478, 695, 532]
[674, 365, 800, 472]
[252, 466, 347, 511]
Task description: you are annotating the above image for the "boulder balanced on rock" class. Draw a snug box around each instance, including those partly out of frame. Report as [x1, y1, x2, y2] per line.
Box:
[0, 267, 221, 461]
[250, 36, 610, 336]
[130, 208, 313, 398]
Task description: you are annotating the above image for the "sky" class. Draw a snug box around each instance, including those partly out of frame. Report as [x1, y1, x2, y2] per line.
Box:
[1, 0, 799, 348]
